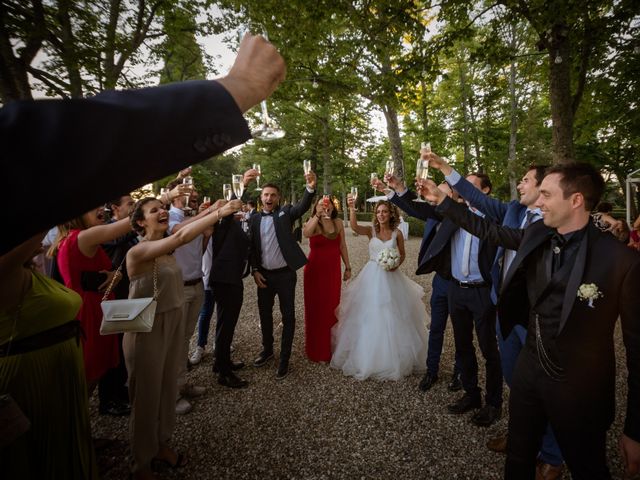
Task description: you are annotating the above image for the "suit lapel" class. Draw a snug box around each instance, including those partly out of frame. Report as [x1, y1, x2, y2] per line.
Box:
[501, 223, 551, 295]
[558, 224, 592, 334]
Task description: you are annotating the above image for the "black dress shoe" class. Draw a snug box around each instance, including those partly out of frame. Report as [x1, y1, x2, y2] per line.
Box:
[212, 360, 245, 373]
[448, 372, 462, 392]
[471, 405, 502, 427]
[275, 362, 289, 380]
[418, 372, 438, 392]
[447, 393, 481, 414]
[99, 400, 131, 417]
[253, 351, 274, 367]
[217, 372, 249, 389]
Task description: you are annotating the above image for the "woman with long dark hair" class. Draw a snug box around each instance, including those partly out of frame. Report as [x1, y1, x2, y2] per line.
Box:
[302, 196, 351, 362]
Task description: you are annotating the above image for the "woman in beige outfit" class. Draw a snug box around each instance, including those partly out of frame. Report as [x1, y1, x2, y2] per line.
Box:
[125, 197, 241, 480]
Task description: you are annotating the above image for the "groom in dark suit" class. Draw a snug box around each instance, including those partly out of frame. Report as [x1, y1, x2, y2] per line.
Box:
[420, 162, 640, 479]
[249, 171, 317, 380]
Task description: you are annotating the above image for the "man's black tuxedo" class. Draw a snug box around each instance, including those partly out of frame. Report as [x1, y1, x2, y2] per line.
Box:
[208, 215, 250, 375]
[1, 80, 251, 256]
[248, 188, 315, 366]
[437, 196, 640, 478]
[248, 188, 314, 273]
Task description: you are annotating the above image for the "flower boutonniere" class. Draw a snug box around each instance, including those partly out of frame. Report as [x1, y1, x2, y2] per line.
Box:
[577, 283, 603, 308]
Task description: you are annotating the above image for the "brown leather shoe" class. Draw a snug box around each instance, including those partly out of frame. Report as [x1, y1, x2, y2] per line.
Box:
[486, 433, 507, 453]
[535, 460, 565, 480]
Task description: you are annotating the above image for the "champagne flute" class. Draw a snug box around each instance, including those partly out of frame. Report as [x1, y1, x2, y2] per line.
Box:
[385, 160, 395, 178]
[413, 157, 428, 202]
[351, 186, 358, 204]
[182, 175, 193, 212]
[203, 196, 211, 205]
[232, 174, 244, 213]
[159, 187, 168, 201]
[322, 194, 332, 219]
[223, 184, 232, 201]
[303, 160, 312, 175]
[253, 163, 262, 191]
[238, 27, 285, 141]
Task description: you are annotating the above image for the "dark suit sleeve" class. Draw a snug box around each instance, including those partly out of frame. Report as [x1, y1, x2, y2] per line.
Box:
[621, 255, 640, 441]
[288, 188, 315, 220]
[1, 80, 251, 256]
[391, 190, 442, 222]
[449, 174, 508, 223]
[436, 197, 524, 250]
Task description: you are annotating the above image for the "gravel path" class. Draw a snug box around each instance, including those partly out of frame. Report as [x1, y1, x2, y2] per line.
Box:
[92, 225, 629, 479]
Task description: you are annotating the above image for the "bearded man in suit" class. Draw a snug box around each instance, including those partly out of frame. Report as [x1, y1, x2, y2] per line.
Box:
[249, 171, 316, 380]
[419, 162, 640, 479]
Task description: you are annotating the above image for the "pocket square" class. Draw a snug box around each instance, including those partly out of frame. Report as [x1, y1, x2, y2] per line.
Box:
[279, 211, 285, 217]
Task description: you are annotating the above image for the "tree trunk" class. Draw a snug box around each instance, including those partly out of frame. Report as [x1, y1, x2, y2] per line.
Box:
[507, 24, 519, 200]
[321, 104, 331, 194]
[548, 22, 574, 164]
[382, 103, 405, 181]
[468, 96, 482, 172]
[459, 63, 471, 174]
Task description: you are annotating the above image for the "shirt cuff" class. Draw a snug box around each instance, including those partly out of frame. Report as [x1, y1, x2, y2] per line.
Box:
[306, 185, 315, 193]
[445, 169, 462, 186]
[391, 187, 408, 198]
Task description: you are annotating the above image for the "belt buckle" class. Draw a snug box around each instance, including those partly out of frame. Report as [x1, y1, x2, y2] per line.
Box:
[458, 280, 469, 288]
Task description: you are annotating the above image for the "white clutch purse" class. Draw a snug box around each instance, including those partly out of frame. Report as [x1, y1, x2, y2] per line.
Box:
[100, 259, 158, 335]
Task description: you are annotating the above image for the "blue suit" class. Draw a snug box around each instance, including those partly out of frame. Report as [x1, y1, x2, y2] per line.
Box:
[449, 172, 563, 466]
[390, 192, 460, 378]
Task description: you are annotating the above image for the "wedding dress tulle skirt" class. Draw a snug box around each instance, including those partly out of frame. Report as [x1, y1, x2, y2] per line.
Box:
[330, 259, 428, 380]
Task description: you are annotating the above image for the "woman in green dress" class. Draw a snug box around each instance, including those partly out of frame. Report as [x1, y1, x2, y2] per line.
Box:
[0, 233, 98, 479]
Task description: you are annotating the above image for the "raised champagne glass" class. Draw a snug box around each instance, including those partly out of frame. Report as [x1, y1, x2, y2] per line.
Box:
[238, 28, 285, 141]
[223, 184, 232, 201]
[182, 175, 193, 212]
[303, 159, 312, 175]
[385, 160, 395, 178]
[253, 163, 262, 191]
[232, 174, 244, 213]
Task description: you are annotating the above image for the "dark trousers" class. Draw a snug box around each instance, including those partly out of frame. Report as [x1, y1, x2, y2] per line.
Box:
[257, 268, 297, 364]
[426, 274, 461, 376]
[505, 349, 611, 480]
[449, 284, 502, 407]
[211, 282, 243, 375]
[98, 333, 129, 406]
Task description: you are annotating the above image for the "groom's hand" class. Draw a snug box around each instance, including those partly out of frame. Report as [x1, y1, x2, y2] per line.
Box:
[417, 179, 445, 205]
[253, 271, 267, 288]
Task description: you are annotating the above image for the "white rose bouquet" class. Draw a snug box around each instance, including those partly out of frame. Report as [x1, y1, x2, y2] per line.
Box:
[377, 247, 401, 271]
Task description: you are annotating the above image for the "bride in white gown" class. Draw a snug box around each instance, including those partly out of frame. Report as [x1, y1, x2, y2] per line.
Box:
[331, 196, 428, 380]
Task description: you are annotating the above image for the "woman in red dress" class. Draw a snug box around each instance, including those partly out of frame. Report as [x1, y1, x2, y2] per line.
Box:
[51, 206, 132, 389]
[303, 196, 351, 362]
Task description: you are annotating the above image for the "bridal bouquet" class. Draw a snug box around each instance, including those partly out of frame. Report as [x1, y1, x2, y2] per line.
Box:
[377, 247, 401, 271]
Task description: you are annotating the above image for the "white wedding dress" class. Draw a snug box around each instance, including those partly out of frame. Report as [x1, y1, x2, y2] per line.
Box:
[330, 228, 428, 380]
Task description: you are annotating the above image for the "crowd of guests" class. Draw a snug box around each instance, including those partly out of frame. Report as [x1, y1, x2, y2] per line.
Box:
[2, 33, 640, 480]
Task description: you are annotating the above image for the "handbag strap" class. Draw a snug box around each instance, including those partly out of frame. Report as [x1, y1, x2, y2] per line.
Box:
[102, 258, 158, 301]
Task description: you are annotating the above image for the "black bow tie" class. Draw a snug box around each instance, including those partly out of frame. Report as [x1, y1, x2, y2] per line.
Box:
[261, 211, 273, 217]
